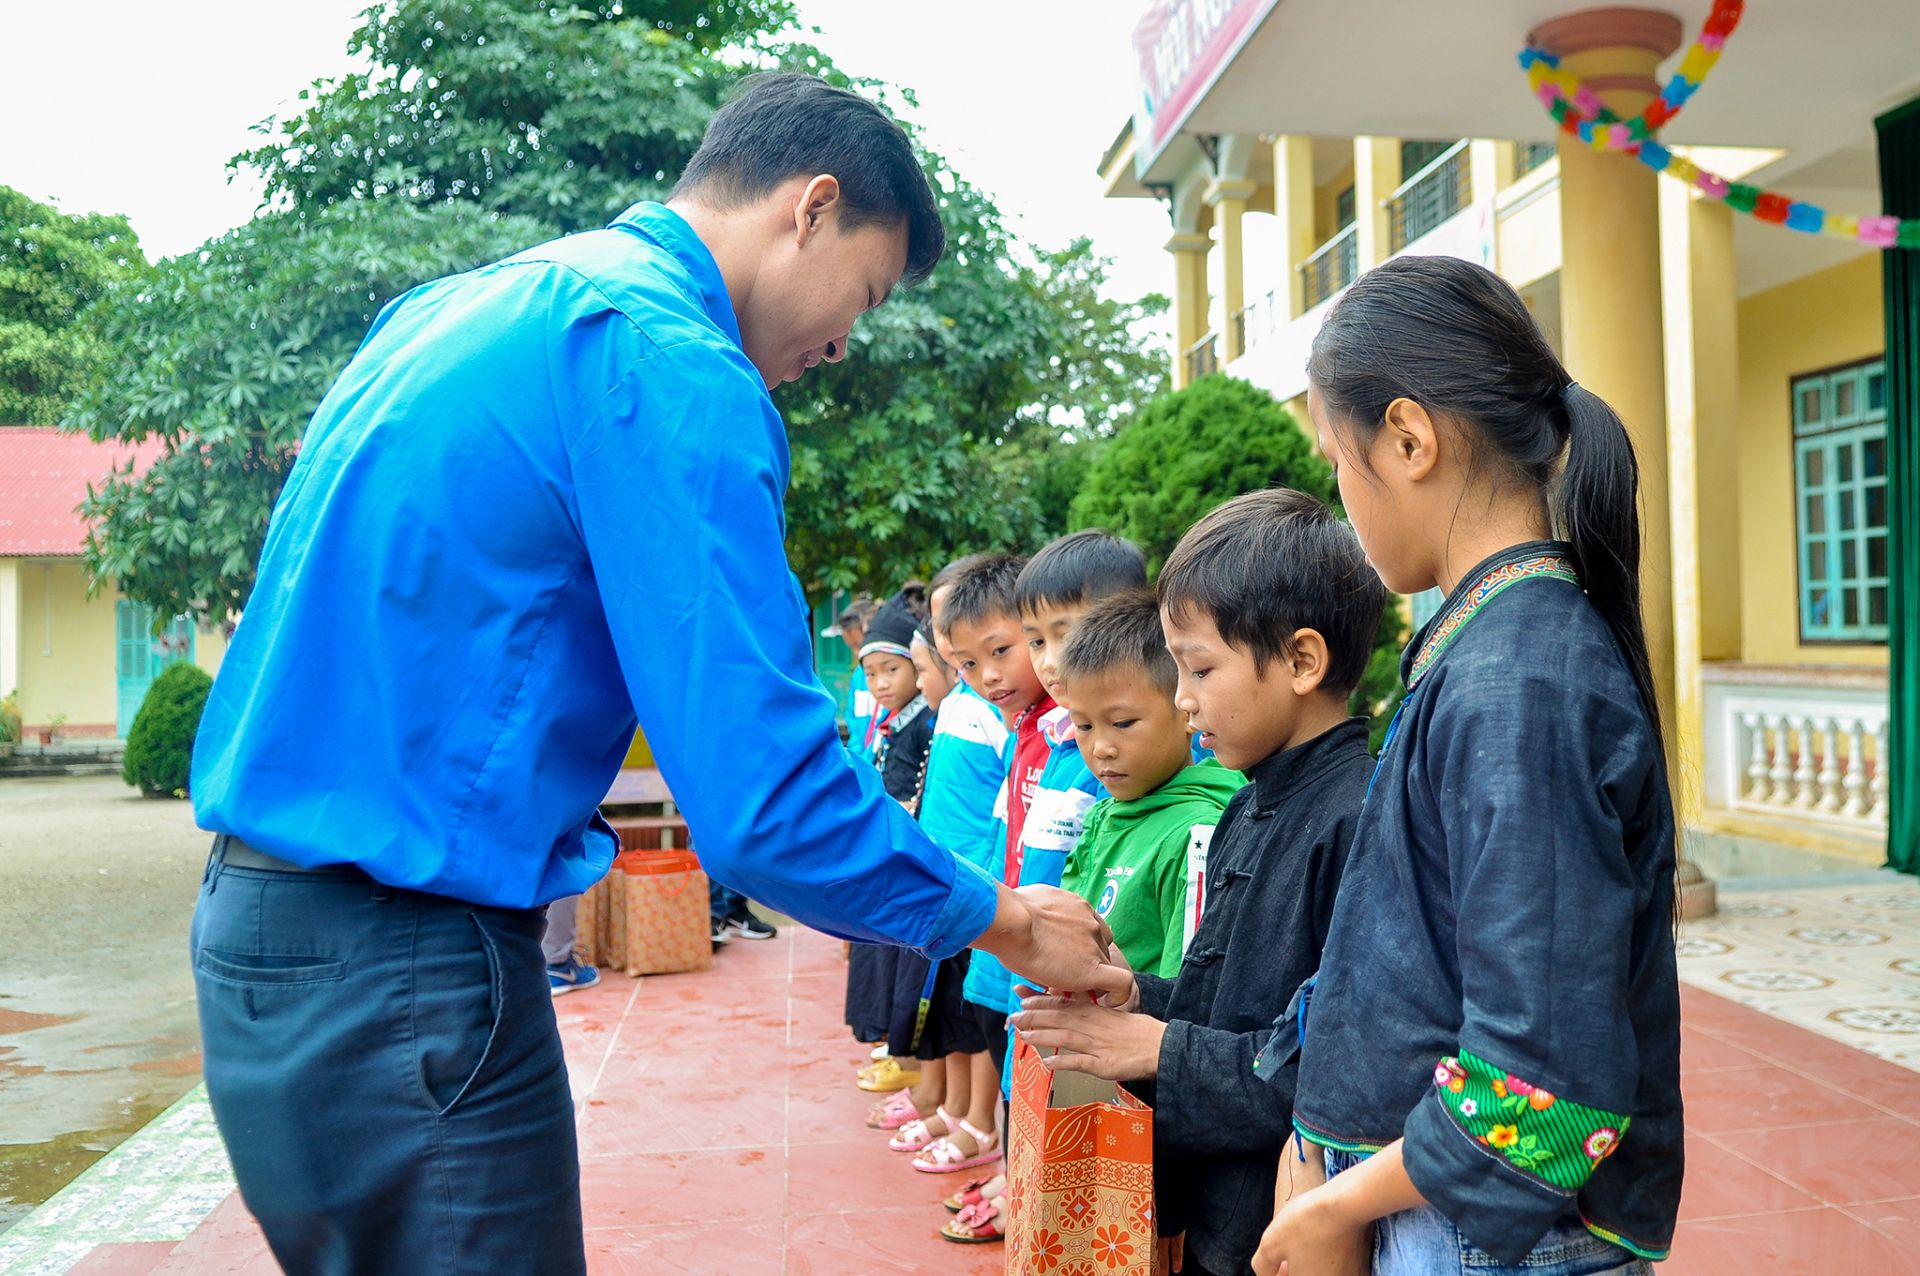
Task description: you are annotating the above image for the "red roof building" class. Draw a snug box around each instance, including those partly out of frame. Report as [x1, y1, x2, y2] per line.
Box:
[0, 426, 163, 557]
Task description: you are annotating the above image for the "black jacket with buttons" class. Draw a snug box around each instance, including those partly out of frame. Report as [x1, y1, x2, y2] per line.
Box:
[1131, 717, 1372, 1276]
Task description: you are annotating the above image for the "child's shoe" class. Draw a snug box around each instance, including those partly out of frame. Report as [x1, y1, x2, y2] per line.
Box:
[856, 1056, 920, 1092]
[888, 1107, 955, 1153]
[913, 1118, 1001, 1173]
[547, 959, 600, 997]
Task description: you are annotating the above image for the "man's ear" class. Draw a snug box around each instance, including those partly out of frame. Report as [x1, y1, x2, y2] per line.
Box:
[1380, 397, 1440, 484]
[793, 174, 842, 245]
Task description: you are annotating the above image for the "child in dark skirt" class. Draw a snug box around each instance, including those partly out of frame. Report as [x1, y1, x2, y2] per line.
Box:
[845, 592, 937, 1088]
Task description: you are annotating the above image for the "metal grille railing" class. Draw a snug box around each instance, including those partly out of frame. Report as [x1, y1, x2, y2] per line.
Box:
[1388, 140, 1471, 252]
[1300, 225, 1359, 310]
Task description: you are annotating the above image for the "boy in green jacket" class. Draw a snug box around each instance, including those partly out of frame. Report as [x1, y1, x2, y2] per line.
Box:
[1058, 589, 1244, 978]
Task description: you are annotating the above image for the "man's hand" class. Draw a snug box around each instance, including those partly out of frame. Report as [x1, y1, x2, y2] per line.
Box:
[1154, 1231, 1186, 1274]
[973, 883, 1131, 1000]
[1009, 987, 1168, 1081]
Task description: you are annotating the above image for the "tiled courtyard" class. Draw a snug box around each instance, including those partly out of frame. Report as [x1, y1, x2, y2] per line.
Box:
[5, 872, 1920, 1275]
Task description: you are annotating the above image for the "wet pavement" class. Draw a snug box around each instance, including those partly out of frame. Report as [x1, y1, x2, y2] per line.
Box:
[0, 776, 210, 1233]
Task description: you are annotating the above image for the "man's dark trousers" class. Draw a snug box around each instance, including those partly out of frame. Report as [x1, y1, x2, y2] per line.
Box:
[190, 836, 586, 1275]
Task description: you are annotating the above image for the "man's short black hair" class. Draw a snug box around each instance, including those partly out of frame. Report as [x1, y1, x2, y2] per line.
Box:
[938, 552, 1027, 638]
[1058, 589, 1177, 698]
[1013, 529, 1148, 617]
[1158, 488, 1386, 697]
[672, 73, 945, 286]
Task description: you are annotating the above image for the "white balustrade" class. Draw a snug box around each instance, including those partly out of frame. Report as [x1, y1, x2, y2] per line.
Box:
[1703, 665, 1889, 835]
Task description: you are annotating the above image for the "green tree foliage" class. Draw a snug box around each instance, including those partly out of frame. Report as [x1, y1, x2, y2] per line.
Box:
[1072, 373, 1407, 743]
[0, 186, 146, 424]
[122, 662, 214, 797]
[69, 202, 545, 623]
[235, 0, 802, 233]
[73, 0, 1163, 619]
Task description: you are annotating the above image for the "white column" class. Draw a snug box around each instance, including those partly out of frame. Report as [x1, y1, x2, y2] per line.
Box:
[0, 559, 18, 700]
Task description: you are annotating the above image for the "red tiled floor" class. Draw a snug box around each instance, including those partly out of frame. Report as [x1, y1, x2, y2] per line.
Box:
[63, 1242, 178, 1275]
[1662, 1206, 1912, 1275]
[1714, 1117, 1920, 1204]
[100, 935, 1920, 1274]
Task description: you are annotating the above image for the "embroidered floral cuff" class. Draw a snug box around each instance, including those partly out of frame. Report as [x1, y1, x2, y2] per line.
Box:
[1432, 1049, 1629, 1192]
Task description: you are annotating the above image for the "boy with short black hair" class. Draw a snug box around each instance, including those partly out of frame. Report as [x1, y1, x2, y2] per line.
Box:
[935, 533, 1145, 1240]
[1012, 488, 1388, 1276]
[1057, 590, 1243, 979]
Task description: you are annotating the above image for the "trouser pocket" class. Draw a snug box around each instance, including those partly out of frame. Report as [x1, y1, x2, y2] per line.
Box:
[415, 909, 506, 1117]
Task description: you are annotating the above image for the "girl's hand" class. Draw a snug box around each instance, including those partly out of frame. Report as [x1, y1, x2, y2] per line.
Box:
[1009, 989, 1168, 1080]
[1250, 1190, 1370, 1276]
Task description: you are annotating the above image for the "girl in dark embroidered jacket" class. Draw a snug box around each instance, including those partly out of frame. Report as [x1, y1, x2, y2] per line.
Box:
[1251, 256, 1682, 1276]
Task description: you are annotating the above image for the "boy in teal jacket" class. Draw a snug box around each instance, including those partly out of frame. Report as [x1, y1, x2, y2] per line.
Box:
[1058, 590, 1244, 978]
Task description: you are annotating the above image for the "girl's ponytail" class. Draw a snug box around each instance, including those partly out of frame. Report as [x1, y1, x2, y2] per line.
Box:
[1557, 383, 1666, 766]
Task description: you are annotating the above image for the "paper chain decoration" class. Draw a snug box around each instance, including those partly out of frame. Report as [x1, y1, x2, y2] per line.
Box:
[1519, 0, 1920, 248]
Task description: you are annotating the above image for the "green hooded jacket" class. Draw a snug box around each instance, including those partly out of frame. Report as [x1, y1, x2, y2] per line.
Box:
[1062, 759, 1246, 978]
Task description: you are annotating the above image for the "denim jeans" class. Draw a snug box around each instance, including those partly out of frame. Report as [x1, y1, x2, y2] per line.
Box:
[1325, 1149, 1653, 1276]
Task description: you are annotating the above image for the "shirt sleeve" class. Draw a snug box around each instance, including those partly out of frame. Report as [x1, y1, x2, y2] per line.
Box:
[1399, 662, 1662, 1265]
[1152, 1019, 1297, 1157]
[565, 336, 997, 957]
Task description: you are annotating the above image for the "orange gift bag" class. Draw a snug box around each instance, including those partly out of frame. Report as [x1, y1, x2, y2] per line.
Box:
[619, 848, 713, 977]
[1006, 1032, 1156, 1275]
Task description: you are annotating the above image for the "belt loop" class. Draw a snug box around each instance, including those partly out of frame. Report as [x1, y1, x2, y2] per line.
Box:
[370, 881, 391, 903]
[205, 834, 229, 893]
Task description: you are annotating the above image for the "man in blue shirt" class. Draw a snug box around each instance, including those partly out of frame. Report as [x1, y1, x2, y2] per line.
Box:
[188, 73, 1122, 1275]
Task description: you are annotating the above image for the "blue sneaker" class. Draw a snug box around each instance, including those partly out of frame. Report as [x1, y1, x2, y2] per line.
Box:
[547, 958, 600, 997]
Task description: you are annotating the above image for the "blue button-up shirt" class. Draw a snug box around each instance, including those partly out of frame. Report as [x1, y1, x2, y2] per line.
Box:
[191, 202, 1000, 958]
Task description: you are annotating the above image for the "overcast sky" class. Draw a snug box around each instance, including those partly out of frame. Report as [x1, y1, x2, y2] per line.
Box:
[2, 0, 1176, 307]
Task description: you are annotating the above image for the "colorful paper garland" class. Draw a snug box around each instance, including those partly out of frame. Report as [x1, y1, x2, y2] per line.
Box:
[1517, 0, 1920, 248]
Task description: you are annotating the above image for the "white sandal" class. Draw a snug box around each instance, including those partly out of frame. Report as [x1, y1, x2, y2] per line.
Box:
[913, 1117, 1001, 1173]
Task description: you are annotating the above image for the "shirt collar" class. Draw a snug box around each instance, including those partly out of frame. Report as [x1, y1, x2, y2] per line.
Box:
[1038, 705, 1077, 746]
[1243, 717, 1372, 810]
[608, 202, 745, 350]
[1400, 540, 1578, 689]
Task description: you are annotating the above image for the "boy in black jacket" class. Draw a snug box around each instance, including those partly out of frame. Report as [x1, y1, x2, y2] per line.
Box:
[1012, 490, 1386, 1276]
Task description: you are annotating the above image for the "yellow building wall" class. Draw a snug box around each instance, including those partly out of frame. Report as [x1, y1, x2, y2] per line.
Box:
[1735, 252, 1889, 668]
[15, 559, 118, 730]
[8, 557, 231, 732]
[1313, 162, 1354, 246]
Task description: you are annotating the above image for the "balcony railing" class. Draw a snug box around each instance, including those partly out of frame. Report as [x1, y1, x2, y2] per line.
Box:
[1300, 224, 1359, 310]
[1233, 289, 1285, 356]
[1387, 139, 1471, 252]
[1184, 333, 1219, 383]
[1702, 664, 1889, 834]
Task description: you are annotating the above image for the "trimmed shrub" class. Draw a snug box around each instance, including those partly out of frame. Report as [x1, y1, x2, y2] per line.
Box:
[123, 663, 213, 797]
[1071, 374, 1407, 746]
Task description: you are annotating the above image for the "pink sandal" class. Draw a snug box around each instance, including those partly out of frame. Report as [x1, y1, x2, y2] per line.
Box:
[939, 1195, 1005, 1243]
[943, 1175, 997, 1213]
[889, 1106, 955, 1153]
[912, 1118, 1001, 1173]
[866, 1090, 929, 1130]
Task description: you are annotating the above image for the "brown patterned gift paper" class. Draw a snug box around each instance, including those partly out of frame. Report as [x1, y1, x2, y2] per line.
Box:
[575, 878, 603, 967]
[1006, 1032, 1156, 1275]
[620, 849, 714, 977]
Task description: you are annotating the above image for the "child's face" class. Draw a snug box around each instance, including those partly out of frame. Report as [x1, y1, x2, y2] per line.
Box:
[1161, 604, 1311, 772]
[1021, 599, 1093, 708]
[912, 640, 955, 710]
[946, 610, 1047, 724]
[1309, 383, 1433, 597]
[1067, 666, 1193, 802]
[861, 651, 920, 714]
